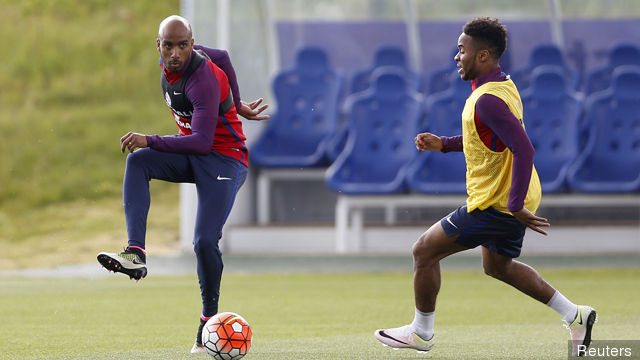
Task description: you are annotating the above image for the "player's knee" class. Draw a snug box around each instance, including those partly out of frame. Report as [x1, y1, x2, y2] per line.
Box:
[412, 232, 436, 266]
[483, 261, 508, 280]
[126, 150, 145, 168]
[193, 237, 221, 256]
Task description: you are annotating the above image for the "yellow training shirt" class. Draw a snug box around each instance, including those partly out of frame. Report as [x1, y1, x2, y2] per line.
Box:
[461, 79, 541, 214]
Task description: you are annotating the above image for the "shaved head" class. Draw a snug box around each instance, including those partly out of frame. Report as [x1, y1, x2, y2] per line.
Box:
[157, 15, 194, 72]
[158, 15, 192, 39]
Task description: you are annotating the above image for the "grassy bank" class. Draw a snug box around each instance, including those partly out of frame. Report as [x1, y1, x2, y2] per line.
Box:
[0, 0, 181, 267]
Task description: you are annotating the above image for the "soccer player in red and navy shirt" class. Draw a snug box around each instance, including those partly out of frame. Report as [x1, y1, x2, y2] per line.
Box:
[97, 15, 268, 353]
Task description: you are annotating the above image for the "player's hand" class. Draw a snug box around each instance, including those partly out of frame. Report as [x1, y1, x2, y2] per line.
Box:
[238, 98, 270, 121]
[415, 132, 443, 151]
[512, 208, 550, 236]
[120, 132, 148, 153]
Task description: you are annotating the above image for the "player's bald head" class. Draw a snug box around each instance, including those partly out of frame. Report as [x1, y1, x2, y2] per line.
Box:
[156, 15, 194, 72]
[158, 15, 192, 40]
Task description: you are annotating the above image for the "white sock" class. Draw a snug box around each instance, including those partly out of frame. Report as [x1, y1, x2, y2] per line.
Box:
[546, 291, 578, 323]
[410, 308, 434, 340]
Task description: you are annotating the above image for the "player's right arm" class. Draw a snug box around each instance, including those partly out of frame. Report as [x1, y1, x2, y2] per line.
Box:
[145, 64, 220, 155]
[415, 133, 463, 152]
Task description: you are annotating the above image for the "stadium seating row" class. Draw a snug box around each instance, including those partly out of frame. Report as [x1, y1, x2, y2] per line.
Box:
[251, 46, 640, 194]
[344, 42, 640, 96]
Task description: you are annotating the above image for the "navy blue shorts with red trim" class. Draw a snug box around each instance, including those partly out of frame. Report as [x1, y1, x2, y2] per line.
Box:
[440, 205, 526, 258]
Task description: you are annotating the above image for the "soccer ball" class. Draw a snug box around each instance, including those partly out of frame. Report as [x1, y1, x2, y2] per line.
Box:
[201, 312, 252, 359]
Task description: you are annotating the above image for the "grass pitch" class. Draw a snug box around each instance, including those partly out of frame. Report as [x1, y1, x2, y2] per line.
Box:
[1, 268, 639, 360]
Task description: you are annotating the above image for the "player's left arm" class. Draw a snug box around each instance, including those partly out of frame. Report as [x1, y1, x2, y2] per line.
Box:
[194, 45, 269, 121]
[195, 45, 242, 110]
[476, 94, 550, 235]
[239, 98, 270, 121]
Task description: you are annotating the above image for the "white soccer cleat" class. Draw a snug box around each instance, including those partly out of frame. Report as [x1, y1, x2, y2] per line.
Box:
[566, 305, 598, 357]
[374, 325, 435, 353]
[190, 342, 207, 354]
[190, 318, 208, 354]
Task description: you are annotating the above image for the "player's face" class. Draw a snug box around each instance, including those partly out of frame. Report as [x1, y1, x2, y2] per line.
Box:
[157, 23, 194, 72]
[454, 32, 478, 81]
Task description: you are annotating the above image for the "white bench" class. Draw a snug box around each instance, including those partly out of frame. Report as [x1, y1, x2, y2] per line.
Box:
[334, 194, 640, 253]
[257, 168, 327, 224]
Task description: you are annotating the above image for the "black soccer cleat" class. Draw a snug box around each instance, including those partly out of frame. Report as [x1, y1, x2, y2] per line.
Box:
[97, 247, 147, 281]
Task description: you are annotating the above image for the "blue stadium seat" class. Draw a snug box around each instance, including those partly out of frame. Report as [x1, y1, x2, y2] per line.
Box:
[328, 46, 420, 162]
[408, 73, 469, 194]
[423, 45, 512, 95]
[251, 47, 343, 167]
[510, 43, 581, 91]
[325, 96, 356, 163]
[421, 48, 460, 95]
[567, 66, 640, 193]
[326, 46, 420, 163]
[520, 66, 583, 193]
[349, 45, 420, 94]
[584, 43, 640, 95]
[326, 67, 424, 194]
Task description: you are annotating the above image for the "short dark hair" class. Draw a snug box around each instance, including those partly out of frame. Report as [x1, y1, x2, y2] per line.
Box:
[463, 17, 507, 60]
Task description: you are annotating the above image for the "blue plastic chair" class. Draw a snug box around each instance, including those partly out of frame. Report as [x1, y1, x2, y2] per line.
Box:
[328, 47, 421, 162]
[350, 45, 420, 94]
[251, 47, 343, 167]
[422, 48, 461, 95]
[325, 93, 362, 163]
[584, 43, 640, 95]
[408, 73, 469, 194]
[567, 66, 640, 193]
[510, 44, 581, 91]
[520, 66, 583, 193]
[326, 67, 424, 194]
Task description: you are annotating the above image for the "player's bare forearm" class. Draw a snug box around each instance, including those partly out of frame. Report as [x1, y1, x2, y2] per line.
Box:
[512, 208, 550, 236]
[415, 132, 443, 151]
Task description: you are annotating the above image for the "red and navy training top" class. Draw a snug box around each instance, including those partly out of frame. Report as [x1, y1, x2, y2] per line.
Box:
[146, 46, 248, 167]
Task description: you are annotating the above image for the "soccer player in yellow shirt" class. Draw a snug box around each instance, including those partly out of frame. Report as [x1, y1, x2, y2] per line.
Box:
[374, 17, 596, 357]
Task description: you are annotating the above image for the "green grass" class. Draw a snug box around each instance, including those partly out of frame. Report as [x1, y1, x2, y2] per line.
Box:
[1, 268, 638, 359]
[0, 1, 181, 256]
[0, 0, 180, 211]
[0, 183, 179, 270]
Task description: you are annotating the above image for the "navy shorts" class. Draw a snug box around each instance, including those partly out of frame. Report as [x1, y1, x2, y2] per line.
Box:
[440, 205, 526, 258]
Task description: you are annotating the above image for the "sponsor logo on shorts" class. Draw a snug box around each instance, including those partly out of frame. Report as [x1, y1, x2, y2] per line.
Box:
[446, 216, 458, 229]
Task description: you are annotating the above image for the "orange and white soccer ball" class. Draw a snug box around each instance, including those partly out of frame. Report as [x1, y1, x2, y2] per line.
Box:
[201, 312, 252, 360]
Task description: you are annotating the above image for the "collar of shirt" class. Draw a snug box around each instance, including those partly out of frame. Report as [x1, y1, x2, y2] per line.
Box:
[471, 66, 506, 91]
[163, 51, 195, 84]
